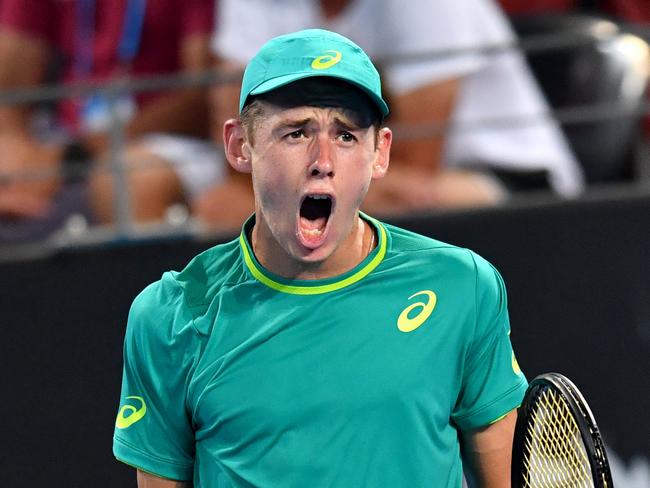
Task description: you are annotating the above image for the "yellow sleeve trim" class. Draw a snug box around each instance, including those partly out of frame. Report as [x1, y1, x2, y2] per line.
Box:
[114, 457, 192, 482]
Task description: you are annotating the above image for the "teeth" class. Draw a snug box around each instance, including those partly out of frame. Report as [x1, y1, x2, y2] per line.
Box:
[310, 195, 329, 200]
[302, 228, 324, 236]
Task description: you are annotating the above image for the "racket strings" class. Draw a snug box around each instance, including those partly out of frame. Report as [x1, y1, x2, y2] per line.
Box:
[521, 388, 594, 488]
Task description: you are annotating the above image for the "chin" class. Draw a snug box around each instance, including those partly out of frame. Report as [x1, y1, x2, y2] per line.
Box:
[291, 241, 336, 265]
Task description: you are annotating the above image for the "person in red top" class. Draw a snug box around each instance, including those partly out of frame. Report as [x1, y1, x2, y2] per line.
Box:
[602, 0, 650, 20]
[498, 0, 576, 15]
[0, 0, 218, 238]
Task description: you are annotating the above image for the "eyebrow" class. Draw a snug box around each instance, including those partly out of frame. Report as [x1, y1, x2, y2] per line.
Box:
[275, 118, 312, 130]
[271, 113, 364, 137]
[333, 116, 361, 132]
[276, 115, 361, 130]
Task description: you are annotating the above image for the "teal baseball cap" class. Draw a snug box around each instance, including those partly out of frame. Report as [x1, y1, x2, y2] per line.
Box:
[239, 29, 389, 117]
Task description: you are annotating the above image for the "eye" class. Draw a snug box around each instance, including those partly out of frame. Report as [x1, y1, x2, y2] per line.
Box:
[337, 131, 357, 143]
[286, 129, 306, 139]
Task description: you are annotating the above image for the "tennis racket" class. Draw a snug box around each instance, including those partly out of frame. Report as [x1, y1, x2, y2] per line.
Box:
[511, 372, 613, 488]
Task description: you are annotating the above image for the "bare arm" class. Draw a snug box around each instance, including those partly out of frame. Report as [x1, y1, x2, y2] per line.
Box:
[0, 28, 64, 216]
[208, 58, 242, 148]
[363, 76, 505, 214]
[461, 409, 517, 488]
[388, 77, 461, 173]
[83, 33, 213, 155]
[191, 58, 253, 230]
[126, 33, 212, 139]
[0, 28, 49, 134]
[137, 470, 191, 488]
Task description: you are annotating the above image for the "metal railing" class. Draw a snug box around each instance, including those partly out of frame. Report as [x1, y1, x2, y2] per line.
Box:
[0, 21, 649, 258]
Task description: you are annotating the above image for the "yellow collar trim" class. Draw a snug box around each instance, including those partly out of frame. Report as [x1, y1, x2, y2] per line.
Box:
[239, 218, 387, 295]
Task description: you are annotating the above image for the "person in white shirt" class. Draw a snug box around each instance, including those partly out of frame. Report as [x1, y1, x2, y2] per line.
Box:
[194, 0, 584, 228]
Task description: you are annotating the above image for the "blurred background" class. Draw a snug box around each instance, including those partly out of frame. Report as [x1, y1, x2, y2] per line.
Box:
[0, 0, 648, 486]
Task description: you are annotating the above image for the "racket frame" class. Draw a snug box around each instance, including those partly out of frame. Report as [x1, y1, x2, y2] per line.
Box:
[511, 372, 614, 488]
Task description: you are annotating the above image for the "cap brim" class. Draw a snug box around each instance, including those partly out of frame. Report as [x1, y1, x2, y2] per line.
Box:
[246, 71, 389, 117]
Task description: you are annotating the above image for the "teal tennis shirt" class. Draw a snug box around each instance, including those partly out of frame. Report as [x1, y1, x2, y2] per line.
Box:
[113, 215, 527, 487]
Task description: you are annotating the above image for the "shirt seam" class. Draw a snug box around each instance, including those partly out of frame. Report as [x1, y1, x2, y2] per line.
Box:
[465, 249, 504, 374]
[113, 434, 194, 468]
[454, 375, 527, 422]
[114, 456, 192, 482]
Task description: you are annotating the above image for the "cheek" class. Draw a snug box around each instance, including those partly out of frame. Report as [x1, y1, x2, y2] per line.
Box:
[342, 152, 374, 196]
[252, 162, 297, 211]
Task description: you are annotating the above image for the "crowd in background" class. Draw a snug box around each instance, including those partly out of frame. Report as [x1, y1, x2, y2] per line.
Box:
[0, 0, 648, 243]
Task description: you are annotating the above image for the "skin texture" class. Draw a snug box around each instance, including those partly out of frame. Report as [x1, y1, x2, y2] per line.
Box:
[462, 409, 518, 488]
[0, 30, 61, 217]
[137, 470, 190, 488]
[88, 144, 184, 223]
[225, 102, 391, 279]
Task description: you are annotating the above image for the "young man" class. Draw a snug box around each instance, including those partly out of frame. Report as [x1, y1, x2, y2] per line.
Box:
[196, 0, 585, 229]
[113, 29, 528, 487]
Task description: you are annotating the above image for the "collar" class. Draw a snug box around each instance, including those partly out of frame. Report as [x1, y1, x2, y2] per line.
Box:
[239, 212, 387, 295]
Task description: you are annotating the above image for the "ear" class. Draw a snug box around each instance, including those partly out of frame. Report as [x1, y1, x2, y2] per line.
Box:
[224, 118, 252, 174]
[371, 127, 392, 179]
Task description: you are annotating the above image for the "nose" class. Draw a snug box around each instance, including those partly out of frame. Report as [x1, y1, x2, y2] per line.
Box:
[308, 134, 335, 178]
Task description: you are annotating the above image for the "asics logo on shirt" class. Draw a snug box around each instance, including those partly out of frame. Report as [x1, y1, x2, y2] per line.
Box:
[511, 352, 522, 375]
[311, 50, 342, 70]
[115, 396, 147, 429]
[397, 290, 437, 332]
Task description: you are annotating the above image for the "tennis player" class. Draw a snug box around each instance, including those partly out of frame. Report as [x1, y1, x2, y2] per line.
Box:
[113, 29, 528, 488]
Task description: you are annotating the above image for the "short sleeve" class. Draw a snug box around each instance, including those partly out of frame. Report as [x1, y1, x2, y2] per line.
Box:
[113, 274, 199, 480]
[378, 0, 514, 94]
[451, 253, 527, 431]
[211, 0, 316, 62]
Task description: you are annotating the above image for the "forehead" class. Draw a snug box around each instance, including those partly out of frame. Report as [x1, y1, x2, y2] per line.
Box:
[261, 104, 365, 129]
[248, 77, 381, 129]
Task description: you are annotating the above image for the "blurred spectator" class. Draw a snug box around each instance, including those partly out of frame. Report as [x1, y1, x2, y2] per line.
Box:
[196, 0, 584, 229]
[602, 0, 650, 139]
[498, 0, 577, 15]
[602, 0, 650, 21]
[0, 0, 220, 241]
[500, 0, 650, 174]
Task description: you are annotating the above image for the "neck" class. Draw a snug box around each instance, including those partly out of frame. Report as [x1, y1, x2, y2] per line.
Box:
[251, 214, 375, 281]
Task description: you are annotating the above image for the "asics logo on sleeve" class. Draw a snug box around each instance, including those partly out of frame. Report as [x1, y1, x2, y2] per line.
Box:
[311, 50, 342, 70]
[115, 396, 147, 429]
[512, 352, 522, 375]
[397, 290, 437, 332]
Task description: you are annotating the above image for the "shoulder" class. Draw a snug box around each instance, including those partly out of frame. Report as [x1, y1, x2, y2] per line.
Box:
[384, 222, 479, 268]
[173, 237, 244, 308]
[213, 0, 303, 60]
[383, 221, 505, 291]
[127, 237, 244, 342]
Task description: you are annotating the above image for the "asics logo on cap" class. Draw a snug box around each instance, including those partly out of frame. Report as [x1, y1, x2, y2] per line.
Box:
[311, 50, 342, 70]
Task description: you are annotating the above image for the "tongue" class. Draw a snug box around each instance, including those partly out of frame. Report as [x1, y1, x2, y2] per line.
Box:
[300, 216, 327, 231]
[299, 216, 328, 247]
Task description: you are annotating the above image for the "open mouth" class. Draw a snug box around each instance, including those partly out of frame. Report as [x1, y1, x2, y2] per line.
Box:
[298, 194, 333, 248]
